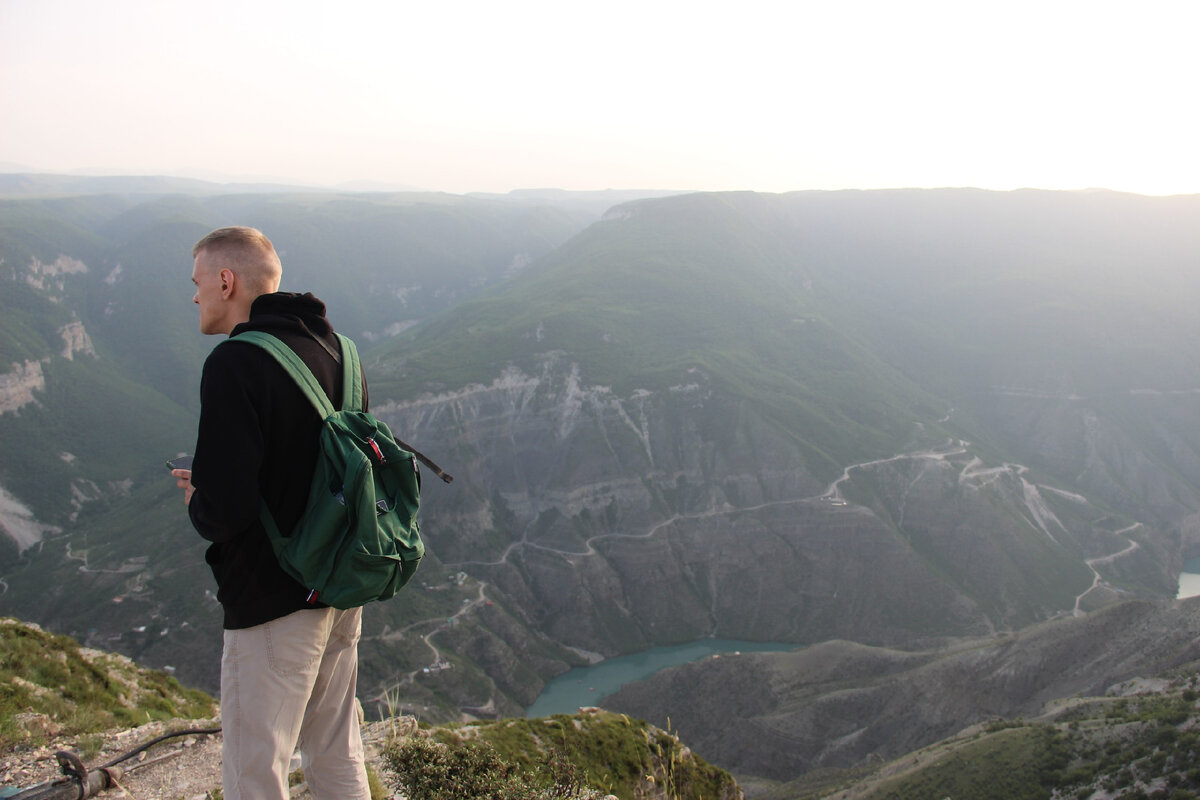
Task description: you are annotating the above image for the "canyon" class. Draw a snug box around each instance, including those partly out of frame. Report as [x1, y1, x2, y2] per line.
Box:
[3, 184, 1200, 788]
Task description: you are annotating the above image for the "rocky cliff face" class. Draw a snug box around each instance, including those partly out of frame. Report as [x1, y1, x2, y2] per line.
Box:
[374, 354, 1175, 672]
[969, 390, 1200, 545]
[23, 255, 88, 296]
[0, 483, 60, 553]
[0, 360, 45, 415]
[58, 320, 96, 361]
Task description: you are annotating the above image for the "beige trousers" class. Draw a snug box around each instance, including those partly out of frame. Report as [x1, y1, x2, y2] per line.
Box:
[220, 606, 371, 800]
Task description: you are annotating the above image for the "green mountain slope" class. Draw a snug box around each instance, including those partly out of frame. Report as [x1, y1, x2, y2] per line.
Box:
[764, 664, 1200, 800]
[771, 189, 1200, 395]
[376, 191, 945, 477]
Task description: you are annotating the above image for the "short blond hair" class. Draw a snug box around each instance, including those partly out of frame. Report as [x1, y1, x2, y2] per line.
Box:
[193, 226, 282, 295]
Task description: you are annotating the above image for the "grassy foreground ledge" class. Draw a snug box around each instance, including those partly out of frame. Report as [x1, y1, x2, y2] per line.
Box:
[383, 709, 743, 800]
[0, 617, 215, 750]
[0, 616, 741, 800]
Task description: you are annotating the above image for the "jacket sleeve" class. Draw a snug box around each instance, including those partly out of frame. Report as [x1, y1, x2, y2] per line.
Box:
[188, 344, 266, 543]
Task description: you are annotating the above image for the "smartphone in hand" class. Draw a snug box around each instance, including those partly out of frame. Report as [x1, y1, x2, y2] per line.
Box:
[166, 455, 194, 472]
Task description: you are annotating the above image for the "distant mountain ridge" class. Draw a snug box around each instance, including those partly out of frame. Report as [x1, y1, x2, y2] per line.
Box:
[0, 172, 326, 197]
[0, 172, 676, 203]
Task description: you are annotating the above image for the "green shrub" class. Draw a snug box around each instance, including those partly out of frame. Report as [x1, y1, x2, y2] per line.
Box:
[381, 735, 606, 800]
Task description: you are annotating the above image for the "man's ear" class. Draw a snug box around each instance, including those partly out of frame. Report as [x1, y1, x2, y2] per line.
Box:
[219, 268, 235, 299]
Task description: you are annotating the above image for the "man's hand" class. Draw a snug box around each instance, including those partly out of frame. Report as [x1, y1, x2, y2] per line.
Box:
[172, 468, 196, 506]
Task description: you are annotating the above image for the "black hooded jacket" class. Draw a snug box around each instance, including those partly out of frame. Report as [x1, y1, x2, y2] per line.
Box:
[188, 292, 367, 629]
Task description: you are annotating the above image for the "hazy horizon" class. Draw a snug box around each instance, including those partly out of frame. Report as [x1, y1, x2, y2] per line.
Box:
[3, 0, 1198, 197]
[3, 162, 1196, 200]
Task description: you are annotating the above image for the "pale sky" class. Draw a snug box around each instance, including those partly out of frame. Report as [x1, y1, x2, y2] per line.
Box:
[2, 0, 1198, 195]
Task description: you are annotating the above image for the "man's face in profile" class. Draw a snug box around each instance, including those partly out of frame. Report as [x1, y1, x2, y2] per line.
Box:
[191, 250, 228, 335]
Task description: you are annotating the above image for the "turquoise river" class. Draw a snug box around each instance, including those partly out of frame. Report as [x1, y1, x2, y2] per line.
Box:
[526, 639, 797, 718]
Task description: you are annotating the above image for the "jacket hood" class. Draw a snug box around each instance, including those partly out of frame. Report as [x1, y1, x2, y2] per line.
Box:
[232, 292, 334, 338]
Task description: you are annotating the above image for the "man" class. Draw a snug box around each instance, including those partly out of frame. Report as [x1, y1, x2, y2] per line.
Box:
[172, 226, 372, 800]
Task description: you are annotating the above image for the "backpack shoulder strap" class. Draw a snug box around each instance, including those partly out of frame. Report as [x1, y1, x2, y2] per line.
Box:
[335, 334, 364, 413]
[227, 330, 338, 419]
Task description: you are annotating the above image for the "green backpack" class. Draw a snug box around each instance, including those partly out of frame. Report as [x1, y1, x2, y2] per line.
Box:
[229, 330, 450, 609]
